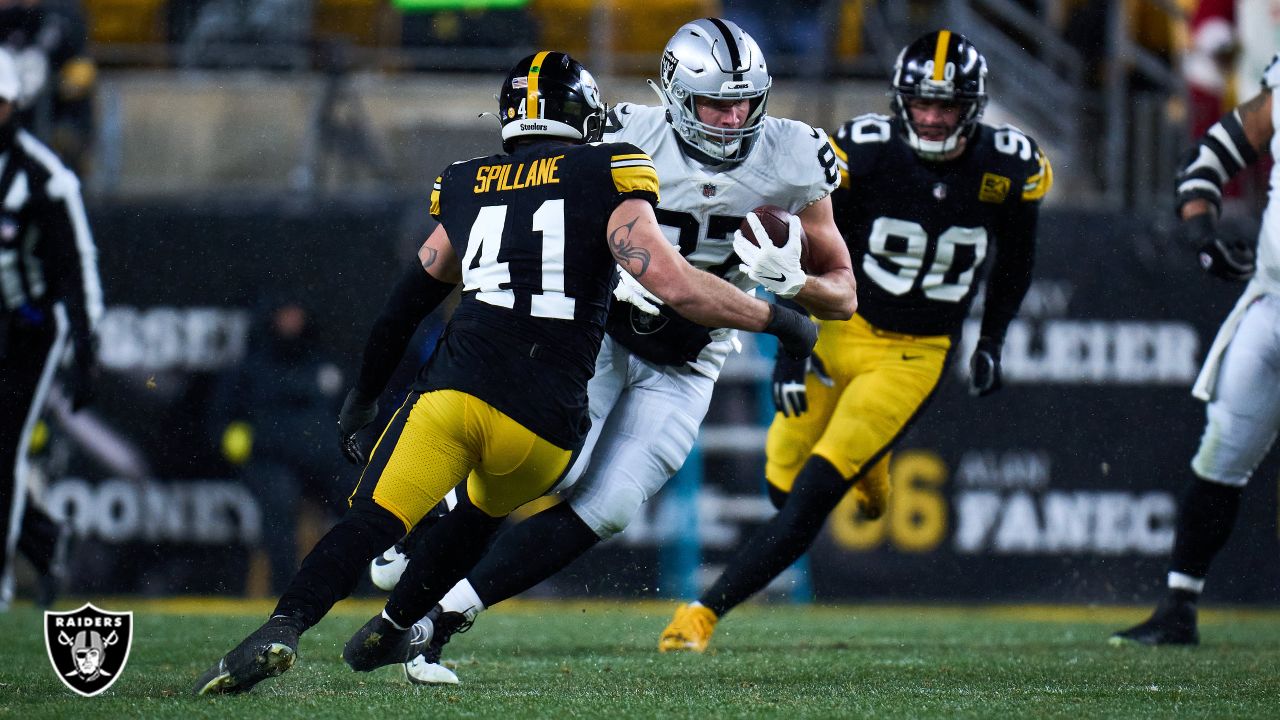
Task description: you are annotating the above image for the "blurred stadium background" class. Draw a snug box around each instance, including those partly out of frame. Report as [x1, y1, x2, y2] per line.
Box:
[14, 0, 1280, 610]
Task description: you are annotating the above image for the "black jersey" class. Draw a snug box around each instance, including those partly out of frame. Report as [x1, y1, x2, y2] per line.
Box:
[414, 140, 659, 448]
[830, 115, 1051, 338]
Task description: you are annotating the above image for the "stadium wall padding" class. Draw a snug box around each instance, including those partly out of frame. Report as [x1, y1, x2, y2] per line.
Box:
[36, 201, 1279, 603]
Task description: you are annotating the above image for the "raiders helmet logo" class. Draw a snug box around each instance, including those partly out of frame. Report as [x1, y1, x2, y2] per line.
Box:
[660, 50, 678, 88]
[45, 603, 134, 697]
[630, 304, 669, 334]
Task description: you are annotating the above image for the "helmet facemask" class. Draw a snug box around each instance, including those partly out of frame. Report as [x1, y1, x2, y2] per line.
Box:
[665, 79, 769, 163]
[652, 18, 772, 165]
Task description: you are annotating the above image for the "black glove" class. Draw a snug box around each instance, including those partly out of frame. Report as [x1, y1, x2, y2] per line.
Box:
[969, 336, 1003, 398]
[1179, 213, 1255, 282]
[69, 340, 98, 412]
[772, 353, 833, 417]
[338, 389, 379, 466]
[764, 303, 818, 360]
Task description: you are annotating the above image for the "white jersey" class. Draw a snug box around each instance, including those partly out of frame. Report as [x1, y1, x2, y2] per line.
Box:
[1195, 55, 1280, 400]
[1256, 54, 1280, 295]
[603, 102, 837, 378]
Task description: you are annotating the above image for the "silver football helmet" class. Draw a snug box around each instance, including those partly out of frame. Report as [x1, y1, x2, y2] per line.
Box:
[649, 18, 771, 164]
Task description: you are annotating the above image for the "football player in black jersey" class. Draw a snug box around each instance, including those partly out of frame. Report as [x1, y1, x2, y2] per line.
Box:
[193, 51, 818, 694]
[660, 29, 1052, 651]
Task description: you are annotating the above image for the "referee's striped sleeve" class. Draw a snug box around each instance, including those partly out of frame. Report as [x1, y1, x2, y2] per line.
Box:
[610, 152, 660, 203]
[429, 176, 443, 217]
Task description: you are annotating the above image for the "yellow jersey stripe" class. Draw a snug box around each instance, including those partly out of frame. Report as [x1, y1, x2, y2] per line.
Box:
[527, 50, 551, 120]
[829, 137, 848, 163]
[611, 153, 649, 162]
[932, 30, 951, 81]
[1021, 151, 1054, 201]
[828, 138, 850, 189]
[611, 163, 660, 200]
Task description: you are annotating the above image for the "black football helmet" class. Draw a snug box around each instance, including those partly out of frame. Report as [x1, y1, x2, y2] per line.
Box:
[890, 30, 988, 160]
[498, 51, 606, 151]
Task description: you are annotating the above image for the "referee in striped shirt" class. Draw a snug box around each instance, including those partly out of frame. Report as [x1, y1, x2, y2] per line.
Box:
[0, 46, 100, 610]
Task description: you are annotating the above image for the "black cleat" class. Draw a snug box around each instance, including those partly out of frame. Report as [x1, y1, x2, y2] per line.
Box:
[404, 604, 474, 685]
[344, 614, 414, 671]
[194, 616, 301, 695]
[1110, 597, 1199, 647]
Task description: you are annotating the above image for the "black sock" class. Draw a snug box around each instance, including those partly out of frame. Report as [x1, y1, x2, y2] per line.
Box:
[700, 456, 848, 617]
[1168, 477, 1243, 588]
[468, 501, 601, 608]
[384, 502, 505, 628]
[273, 499, 403, 630]
[17, 499, 60, 572]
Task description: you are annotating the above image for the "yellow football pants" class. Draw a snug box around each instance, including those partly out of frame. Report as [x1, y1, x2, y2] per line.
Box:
[765, 313, 951, 492]
[350, 389, 573, 532]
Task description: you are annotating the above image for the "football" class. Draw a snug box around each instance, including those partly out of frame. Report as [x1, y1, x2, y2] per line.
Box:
[740, 204, 808, 269]
[739, 204, 793, 249]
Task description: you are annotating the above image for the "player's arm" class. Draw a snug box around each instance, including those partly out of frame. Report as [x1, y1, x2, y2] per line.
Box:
[971, 142, 1053, 397]
[1176, 89, 1272, 280]
[338, 225, 460, 464]
[793, 195, 856, 320]
[40, 166, 101, 410]
[1179, 89, 1273, 221]
[608, 198, 816, 359]
[970, 201, 1038, 398]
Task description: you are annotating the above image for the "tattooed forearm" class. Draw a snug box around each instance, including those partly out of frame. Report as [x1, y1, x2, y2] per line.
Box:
[420, 246, 439, 269]
[609, 217, 652, 277]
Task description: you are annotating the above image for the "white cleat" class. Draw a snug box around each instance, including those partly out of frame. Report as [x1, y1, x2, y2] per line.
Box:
[369, 544, 408, 592]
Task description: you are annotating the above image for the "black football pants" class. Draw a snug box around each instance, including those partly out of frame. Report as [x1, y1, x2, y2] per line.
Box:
[1, 316, 67, 606]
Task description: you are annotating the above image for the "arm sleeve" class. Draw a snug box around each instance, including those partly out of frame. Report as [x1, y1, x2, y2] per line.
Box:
[352, 263, 457, 400]
[980, 200, 1039, 344]
[40, 170, 101, 353]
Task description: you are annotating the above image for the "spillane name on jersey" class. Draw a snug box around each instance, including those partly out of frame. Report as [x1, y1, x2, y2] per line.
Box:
[830, 114, 1051, 337]
[601, 102, 838, 373]
[417, 139, 659, 448]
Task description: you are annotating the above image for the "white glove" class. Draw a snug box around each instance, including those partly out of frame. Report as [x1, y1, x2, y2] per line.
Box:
[733, 214, 806, 298]
[613, 265, 663, 316]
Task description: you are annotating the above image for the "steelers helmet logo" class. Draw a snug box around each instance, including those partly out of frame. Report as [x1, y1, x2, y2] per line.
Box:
[507, 108, 516, 119]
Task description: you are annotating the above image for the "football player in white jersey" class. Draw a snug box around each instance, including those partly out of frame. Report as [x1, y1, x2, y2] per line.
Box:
[373, 17, 856, 685]
[1112, 55, 1280, 646]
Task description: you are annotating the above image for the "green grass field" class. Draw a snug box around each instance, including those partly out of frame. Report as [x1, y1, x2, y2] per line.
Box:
[3, 598, 1279, 719]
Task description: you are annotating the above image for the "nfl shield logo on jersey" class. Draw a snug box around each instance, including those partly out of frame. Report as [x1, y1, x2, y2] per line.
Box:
[932, 182, 947, 201]
[44, 603, 133, 697]
[702, 183, 717, 198]
[0, 214, 17, 245]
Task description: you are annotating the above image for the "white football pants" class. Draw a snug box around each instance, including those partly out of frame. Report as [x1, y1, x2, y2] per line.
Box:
[556, 335, 716, 539]
[1193, 293, 1280, 487]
